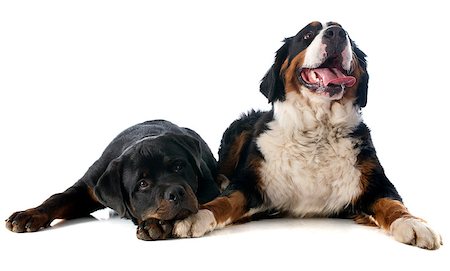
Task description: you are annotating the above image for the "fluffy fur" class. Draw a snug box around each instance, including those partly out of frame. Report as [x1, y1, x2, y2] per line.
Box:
[173, 21, 442, 250]
[257, 92, 362, 217]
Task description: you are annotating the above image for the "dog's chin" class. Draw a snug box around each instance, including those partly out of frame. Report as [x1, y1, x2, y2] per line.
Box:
[307, 85, 344, 100]
[141, 208, 197, 222]
[142, 199, 199, 222]
[300, 84, 345, 102]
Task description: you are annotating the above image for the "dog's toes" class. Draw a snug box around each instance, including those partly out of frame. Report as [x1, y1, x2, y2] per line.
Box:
[136, 222, 161, 241]
[5, 209, 50, 233]
[173, 209, 217, 238]
[136, 219, 173, 241]
[390, 217, 442, 250]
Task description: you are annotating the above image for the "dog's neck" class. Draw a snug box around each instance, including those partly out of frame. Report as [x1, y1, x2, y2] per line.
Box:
[272, 91, 362, 134]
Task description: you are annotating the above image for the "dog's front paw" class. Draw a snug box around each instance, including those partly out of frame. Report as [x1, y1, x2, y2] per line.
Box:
[173, 209, 217, 238]
[136, 219, 173, 241]
[390, 217, 443, 250]
[5, 209, 51, 233]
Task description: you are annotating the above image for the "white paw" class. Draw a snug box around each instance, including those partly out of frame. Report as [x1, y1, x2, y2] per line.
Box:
[173, 209, 217, 238]
[390, 217, 442, 250]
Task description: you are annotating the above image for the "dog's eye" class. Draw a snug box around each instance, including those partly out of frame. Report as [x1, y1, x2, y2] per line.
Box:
[173, 164, 183, 172]
[172, 161, 185, 173]
[138, 180, 149, 190]
[303, 31, 314, 40]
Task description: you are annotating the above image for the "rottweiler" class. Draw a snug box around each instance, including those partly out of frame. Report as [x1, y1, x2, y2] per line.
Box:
[5, 120, 221, 240]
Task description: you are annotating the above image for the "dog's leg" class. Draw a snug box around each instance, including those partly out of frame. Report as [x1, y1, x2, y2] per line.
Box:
[173, 190, 252, 238]
[356, 146, 442, 249]
[5, 181, 103, 233]
[369, 198, 442, 249]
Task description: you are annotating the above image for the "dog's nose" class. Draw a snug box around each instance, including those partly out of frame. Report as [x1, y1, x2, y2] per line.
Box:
[322, 26, 347, 57]
[323, 26, 346, 41]
[163, 185, 185, 203]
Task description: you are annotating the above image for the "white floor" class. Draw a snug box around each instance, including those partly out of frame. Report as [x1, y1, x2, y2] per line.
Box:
[2, 209, 448, 271]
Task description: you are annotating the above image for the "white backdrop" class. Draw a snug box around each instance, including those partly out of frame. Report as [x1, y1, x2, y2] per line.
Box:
[1, 0, 448, 270]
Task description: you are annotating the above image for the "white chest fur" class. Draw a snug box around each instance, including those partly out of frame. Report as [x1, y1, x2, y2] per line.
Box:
[256, 92, 363, 217]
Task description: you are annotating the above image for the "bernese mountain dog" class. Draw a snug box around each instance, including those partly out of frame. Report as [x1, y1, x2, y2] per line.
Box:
[172, 21, 442, 250]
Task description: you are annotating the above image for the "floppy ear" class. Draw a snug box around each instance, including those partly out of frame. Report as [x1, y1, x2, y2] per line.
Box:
[260, 38, 291, 103]
[167, 133, 203, 174]
[94, 158, 127, 217]
[352, 41, 369, 108]
[196, 157, 220, 203]
[167, 133, 220, 202]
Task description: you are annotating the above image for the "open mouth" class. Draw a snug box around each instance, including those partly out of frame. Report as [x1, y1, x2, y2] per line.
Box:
[298, 59, 356, 97]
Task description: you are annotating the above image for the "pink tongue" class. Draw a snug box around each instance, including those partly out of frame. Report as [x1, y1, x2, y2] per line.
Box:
[314, 68, 356, 87]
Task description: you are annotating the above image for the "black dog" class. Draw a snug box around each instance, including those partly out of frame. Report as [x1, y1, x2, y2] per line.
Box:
[5, 120, 220, 240]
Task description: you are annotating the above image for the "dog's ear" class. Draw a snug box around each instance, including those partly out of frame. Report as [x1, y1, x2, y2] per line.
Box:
[167, 133, 203, 174]
[260, 38, 291, 103]
[94, 158, 127, 217]
[352, 40, 369, 108]
[166, 133, 220, 202]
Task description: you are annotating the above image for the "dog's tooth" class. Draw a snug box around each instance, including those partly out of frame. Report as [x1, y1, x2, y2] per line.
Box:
[310, 70, 317, 81]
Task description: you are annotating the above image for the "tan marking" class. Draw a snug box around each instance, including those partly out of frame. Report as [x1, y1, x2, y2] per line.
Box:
[202, 191, 247, 225]
[281, 50, 307, 95]
[88, 186, 100, 203]
[371, 198, 416, 230]
[246, 154, 265, 191]
[218, 131, 251, 177]
[353, 214, 378, 227]
[341, 54, 365, 105]
[216, 174, 231, 191]
[352, 158, 378, 204]
[278, 42, 367, 106]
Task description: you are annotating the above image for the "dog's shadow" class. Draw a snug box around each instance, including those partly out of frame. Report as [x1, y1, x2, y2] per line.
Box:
[49, 216, 97, 230]
[47, 209, 119, 231]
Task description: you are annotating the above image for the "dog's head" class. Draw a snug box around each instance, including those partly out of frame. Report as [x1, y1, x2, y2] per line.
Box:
[260, 21, 368, 107]
[94, 133, 211, 223]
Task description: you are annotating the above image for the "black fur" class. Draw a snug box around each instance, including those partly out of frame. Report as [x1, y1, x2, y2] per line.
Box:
[259, 42, 290, 103]
[6, 120, 220, 240]
[218, 110, 273, 210]
[260, 23, 326, 103]
[218, 22, 399, 221]
[218, 111, 403, 220]
[91, 120, 220, 221]
[349, 123, 402, 213]
[260, 23, 369, 108]
[351, 41, 369, 107]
